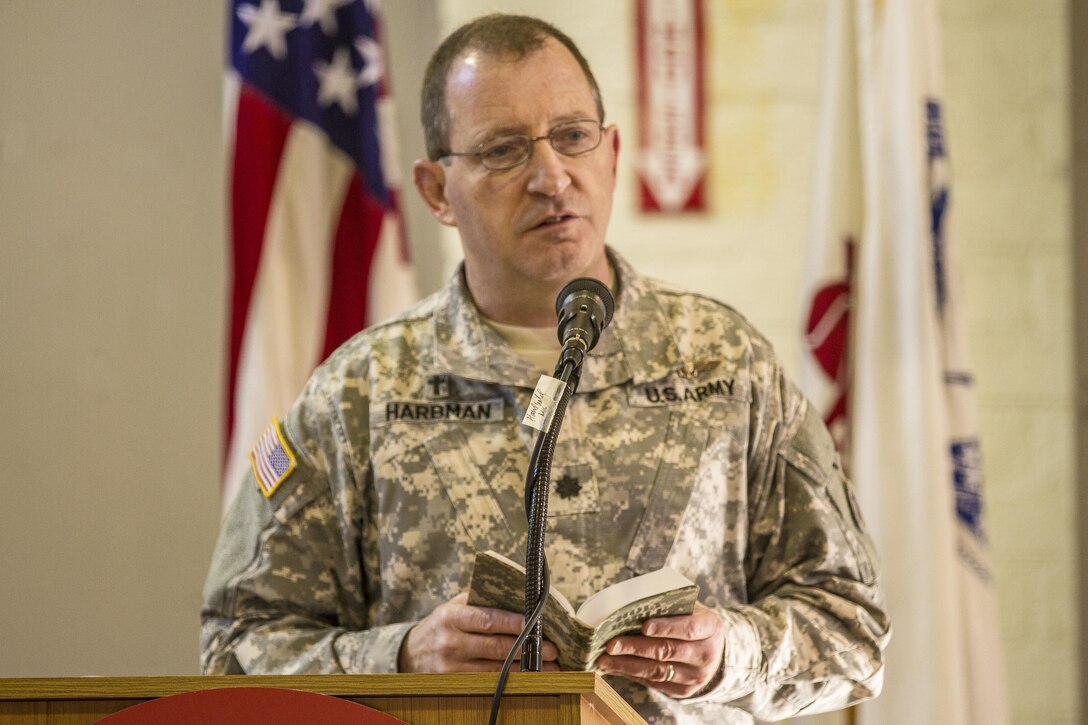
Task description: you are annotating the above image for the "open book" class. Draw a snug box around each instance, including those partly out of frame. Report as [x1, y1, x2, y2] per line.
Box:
[466, 550, 699, 671]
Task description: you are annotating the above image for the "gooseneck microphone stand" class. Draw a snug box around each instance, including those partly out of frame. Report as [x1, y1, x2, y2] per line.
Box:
[521, 343, 585, 671]
[487, 278, 614, 725]
[522, 276, 613, 672]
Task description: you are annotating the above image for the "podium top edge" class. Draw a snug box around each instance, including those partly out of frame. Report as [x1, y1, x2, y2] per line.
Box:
[0, 672, 604, 700]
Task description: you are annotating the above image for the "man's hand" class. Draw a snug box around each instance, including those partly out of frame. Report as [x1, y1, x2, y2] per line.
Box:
[398, 593, 560, 673]
[595, 603, 725, 698]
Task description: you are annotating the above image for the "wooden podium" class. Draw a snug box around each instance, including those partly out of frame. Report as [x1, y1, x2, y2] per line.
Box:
[0, 672, 647, 724]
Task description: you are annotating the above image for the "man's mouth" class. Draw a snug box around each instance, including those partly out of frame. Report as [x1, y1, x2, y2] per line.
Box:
[533, 213, 576, 229]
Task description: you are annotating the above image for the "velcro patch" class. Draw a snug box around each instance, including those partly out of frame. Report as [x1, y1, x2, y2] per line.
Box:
[374, 398, 505, 425]
[627, 376, 738, 407]
[250, 418, 297, 498]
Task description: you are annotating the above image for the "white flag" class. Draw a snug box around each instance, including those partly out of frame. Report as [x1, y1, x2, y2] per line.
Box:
[801, 1, 1009, 723]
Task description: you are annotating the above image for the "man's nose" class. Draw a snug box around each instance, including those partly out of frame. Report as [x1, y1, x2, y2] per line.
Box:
[525, 139, 572, 197]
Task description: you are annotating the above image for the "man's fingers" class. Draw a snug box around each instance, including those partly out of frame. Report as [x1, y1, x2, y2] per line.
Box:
[597, 652, 712, 698]
[448, 602, 562, 661]
[465, 632, 523, 662]
[604, 635, 710, 666]
[448, 611, 563, 663]
[450, 601, 526, 636]
[599, 654, 692, 684]
[618, 671, 700, 698]
[596, 605, 726, 695]
[401, 593, 564, 673]
[470, 631, 560, 663]
[641, 604, 721, 641]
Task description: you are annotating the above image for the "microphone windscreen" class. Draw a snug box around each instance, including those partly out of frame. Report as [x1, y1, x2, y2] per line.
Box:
[555, 278, 615, 351]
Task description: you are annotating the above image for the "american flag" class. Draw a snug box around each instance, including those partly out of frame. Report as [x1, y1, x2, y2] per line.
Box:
[250, 418, 297, 498]
[224, 0, 417, 508]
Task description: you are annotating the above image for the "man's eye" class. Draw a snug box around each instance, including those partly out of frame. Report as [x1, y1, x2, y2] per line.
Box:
[482, 141, 521, 159]
[556, 129, 589, 144]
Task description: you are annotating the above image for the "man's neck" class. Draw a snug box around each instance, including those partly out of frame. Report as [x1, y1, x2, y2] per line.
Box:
[465, 260, 615, 328]
[469, 281, 565, 327]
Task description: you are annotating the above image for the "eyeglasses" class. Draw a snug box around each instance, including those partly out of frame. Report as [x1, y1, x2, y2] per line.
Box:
[441, 120, 604, 171]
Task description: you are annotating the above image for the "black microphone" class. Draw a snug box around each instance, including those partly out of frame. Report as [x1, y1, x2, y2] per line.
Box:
[517, 278, 615, 678]
[555, 277, 615, 353]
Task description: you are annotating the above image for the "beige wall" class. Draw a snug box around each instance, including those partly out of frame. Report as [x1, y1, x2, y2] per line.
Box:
[944, 3, 1078, 722]
[0, 2, 225, 675]
[1073, 0, 1088, 717]
[0, 1, 1079, 723]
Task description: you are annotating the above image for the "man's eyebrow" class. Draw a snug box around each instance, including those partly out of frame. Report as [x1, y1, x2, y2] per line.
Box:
[471, 114, 598, 144]
[473, 125, 523, 142]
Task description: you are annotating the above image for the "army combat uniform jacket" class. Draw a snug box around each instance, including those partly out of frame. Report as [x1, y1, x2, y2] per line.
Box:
[201, 251, 890, 724]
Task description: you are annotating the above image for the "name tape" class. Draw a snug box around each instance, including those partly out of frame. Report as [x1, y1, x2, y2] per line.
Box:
[522, 375, 567, 432]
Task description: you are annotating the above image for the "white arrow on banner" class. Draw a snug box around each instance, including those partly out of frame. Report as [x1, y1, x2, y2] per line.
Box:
[637, 0, 706, 213]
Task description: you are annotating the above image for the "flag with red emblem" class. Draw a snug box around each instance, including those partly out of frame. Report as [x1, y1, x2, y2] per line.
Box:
[801, 1, 1008, 723]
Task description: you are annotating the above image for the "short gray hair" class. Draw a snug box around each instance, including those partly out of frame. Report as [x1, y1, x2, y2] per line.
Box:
[420, 14, 605, 161]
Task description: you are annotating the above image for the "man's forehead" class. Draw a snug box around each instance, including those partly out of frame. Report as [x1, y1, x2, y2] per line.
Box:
[444, 40, 596, 132]
[447, 39, 584, 86]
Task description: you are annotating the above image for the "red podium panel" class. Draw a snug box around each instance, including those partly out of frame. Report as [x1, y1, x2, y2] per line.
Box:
[0, 673, 647, 725]
[95, 687, 407, 724]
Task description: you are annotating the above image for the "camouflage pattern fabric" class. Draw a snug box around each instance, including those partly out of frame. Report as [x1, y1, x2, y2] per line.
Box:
[201, 250, 890, 724]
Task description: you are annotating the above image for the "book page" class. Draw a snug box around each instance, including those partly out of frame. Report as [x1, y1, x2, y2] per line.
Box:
[576, 567, 695, 627]
[467, 550, 699, 671]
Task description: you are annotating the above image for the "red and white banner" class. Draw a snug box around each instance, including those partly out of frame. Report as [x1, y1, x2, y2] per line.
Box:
[223, 0, 418, 510]
[801, 1, 1008, 723]
[635, 0, 706, 213]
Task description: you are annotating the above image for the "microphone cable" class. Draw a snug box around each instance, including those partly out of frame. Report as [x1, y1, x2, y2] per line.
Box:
[487, 557, 550, 725]
[487, 277, 613, 722]
[489, 354, 577, 724]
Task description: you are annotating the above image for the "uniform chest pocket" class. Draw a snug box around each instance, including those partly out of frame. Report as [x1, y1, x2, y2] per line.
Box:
[623, 410, 712, 575]
[367, 417, 513, 557]
[622, 401, 749, 580]
[409, 426, 524, 556]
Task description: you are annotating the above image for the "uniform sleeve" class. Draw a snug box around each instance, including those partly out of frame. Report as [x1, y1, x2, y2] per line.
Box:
[688, 361, 891, 719]
[200, 366, 414, 675]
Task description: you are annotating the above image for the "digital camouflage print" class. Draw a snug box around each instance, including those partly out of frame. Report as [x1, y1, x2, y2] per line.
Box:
[201, 250, 890, 724]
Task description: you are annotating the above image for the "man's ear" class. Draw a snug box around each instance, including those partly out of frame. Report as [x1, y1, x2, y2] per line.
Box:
[606, 124, 621, 177]
[413, 159, 457, 227]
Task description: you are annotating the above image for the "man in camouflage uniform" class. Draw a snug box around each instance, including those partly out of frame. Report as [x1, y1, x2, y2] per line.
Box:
[201, 13, 890, 724]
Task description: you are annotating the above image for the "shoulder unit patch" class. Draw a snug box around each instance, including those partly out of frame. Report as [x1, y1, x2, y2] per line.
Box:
[249, 418, 297, 498]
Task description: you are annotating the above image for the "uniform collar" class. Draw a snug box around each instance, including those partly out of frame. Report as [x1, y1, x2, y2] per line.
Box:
[430, 249, 682, 391]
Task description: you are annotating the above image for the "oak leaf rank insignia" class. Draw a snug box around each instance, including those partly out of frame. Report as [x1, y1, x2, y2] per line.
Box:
[555, 474, 582, 500]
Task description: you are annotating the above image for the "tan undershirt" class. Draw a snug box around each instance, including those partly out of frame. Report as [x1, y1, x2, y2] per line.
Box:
[482, 317, 563, 373]
[481, 264, 615, 373]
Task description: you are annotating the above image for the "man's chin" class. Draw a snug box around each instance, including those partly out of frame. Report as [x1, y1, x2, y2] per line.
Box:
[524, 241, 608, 286]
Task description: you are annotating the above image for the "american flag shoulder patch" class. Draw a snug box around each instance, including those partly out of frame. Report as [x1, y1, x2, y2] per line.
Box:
[249, 418, 298, 499]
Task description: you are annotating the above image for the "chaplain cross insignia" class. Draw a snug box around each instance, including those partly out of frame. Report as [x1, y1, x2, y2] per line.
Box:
[555, 474, 582, 499]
